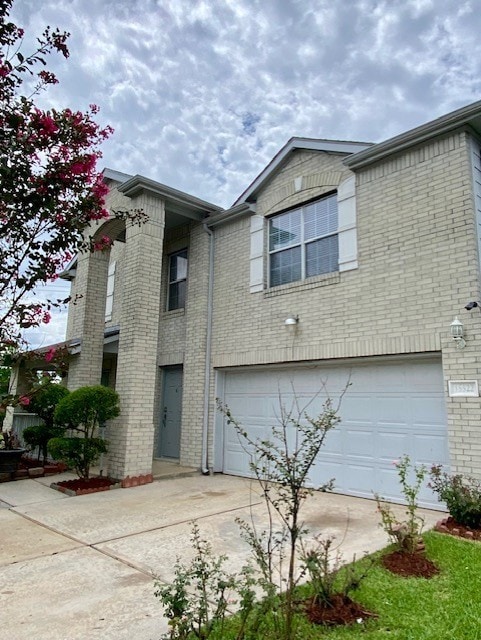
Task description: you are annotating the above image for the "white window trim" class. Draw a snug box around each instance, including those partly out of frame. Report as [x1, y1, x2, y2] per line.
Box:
[249, 215, 264, 293]
[167, 248, 188, 311]
[104, 261, 116, 322]
[337, 176, 357, 272]
[248, 175, 358, 292]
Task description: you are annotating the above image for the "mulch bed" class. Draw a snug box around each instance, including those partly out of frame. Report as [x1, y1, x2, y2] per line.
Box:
[305, 594, 377, 626]
[52, 476, 120, 496]
[435, 517, 481, 542]
[381, 550, 439, 578]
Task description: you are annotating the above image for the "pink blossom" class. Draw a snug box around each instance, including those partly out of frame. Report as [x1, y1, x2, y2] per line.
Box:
[42, 312, 51, 324]
[35, 113, 58, 137]
[93, 235, 113, 251]
[45, 347, 57, 363]
[19, 396, 30, 406]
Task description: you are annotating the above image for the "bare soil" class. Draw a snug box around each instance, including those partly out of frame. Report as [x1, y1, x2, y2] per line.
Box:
[305, 594, 377, 626]
[381, 550, 439, 578]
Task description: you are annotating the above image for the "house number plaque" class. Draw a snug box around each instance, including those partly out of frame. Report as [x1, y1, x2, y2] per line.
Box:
[448, 380, 479, 397]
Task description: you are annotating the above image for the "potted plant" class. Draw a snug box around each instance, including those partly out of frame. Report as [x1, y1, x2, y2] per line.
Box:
[0, 428, 26, 475]
[1, 371, 27, 475]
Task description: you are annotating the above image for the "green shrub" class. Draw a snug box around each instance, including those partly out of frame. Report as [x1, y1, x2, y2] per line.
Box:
[375, 455, 427, 553]
[24, 381, 69, 462]
[51, 385, 120, 478]
[53, 385, 120, 433]
[430, 465, 481, 528]
[23, 423, 66, 461]
[48, 436, 107, 479]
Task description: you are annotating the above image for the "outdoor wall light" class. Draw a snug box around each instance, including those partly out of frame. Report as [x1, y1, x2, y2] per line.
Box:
[284, 315, 299, 332]
[450, 316, 466, 349]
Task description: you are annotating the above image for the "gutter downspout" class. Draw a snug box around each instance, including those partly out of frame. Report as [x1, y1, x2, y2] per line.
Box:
[201, 222, 214, 475]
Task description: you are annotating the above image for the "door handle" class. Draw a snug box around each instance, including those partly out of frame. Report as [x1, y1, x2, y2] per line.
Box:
[162, 406, 167, 427]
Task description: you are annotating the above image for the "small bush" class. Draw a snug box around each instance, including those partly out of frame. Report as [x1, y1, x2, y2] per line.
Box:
[23, 381, 69, 462]
[154, 522, 256, 640]
[300, 536, 373, 607]
[375, 455, 426, 553]
[23, 423, 65, 460]
[54, 385, 119, 432]
[48, 437, 107, 479]
[430, 465, 481, 528]
[51, 385, 120, 478]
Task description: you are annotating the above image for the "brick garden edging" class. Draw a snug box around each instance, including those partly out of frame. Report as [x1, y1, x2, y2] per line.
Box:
[50, 480, 122, 496]
[121, 473, 153, 488]
[49, 472, 153, 496]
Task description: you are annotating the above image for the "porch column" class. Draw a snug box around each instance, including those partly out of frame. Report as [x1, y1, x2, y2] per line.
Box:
[66, 249, 110, 390]
[108, 193, 165, 481]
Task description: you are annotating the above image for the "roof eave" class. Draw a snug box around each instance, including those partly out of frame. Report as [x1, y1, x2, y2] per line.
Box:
[344, 100, 481, 170]
[118, 175, 223, 215]
[206, 202, 256, 228]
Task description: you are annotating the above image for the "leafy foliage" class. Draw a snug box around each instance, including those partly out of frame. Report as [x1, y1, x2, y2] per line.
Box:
[154, 522, 256, 640]
[50, 385, 119, 478]
[375, 455, 426, 553]
[430, 465, 481, 529]
[0, 0, 146, 352]
[300, 535, 374, 608]
[22, 379, 69, 461]
[48, 436, 107, 479]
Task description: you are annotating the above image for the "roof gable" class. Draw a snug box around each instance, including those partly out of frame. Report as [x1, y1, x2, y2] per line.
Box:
[233, 137, 372, 205]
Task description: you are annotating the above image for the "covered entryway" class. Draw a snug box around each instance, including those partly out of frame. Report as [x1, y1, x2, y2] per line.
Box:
[218, 356, 448, 507]
[158, 367, 183, 459]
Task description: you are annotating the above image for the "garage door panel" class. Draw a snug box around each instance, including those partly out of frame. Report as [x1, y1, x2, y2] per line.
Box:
[377, 466, 403, 502]
[412, 433, 448, 463]
[375, 395, 411, 421]
[343, 429, 375, 457]
[221, 358, 448, 507]
[320, 428, 342, 454]
[309, 460, 342, 489]
[340, 395, 377, 420]
[377, 431, 410, 459]
[342, 464, 377, 495]
[410, 397, 446, 422]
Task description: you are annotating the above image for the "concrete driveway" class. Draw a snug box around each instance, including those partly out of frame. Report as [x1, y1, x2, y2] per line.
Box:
[0, 473, 442, 640]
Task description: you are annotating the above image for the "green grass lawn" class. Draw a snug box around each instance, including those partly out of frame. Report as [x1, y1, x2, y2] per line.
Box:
[216, 532, 481, 640]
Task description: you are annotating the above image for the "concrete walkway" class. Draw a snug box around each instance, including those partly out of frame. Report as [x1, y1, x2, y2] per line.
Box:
[0, 473, 443, 640]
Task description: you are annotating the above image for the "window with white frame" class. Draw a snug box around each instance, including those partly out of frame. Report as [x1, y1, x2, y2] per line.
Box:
[167, 249, 188, 310]
[104, 261, 116, 321]
[269, 193, 338, 287]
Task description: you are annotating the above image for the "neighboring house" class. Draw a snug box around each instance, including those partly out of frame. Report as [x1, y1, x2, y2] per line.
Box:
[10, 100, 481, 506]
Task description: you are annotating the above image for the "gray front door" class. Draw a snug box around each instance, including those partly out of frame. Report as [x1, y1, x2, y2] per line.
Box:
[158, 367, 183, 458]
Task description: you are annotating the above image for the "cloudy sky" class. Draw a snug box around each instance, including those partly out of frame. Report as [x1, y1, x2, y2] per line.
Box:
[10, 0, 481, 346]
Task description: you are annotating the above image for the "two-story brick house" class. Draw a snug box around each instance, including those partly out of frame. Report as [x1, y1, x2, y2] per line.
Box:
[13, 100, 481, 506]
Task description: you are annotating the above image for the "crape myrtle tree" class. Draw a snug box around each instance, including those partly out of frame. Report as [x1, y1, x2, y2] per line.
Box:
[0, 0, 145, 357]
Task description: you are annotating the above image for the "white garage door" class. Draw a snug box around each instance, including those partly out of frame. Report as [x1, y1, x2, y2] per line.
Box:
[220, 358, 448, 508]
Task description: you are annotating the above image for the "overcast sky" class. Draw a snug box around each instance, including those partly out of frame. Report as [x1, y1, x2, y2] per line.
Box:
[11, 0, 481, 347]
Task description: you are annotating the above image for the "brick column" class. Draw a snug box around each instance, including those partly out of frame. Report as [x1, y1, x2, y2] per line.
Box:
[108, 193, 165, 481]
[67, 249, 110, 390]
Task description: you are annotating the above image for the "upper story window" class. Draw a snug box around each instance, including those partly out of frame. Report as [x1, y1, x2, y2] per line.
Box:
[268, 193, 338, 287]
[105, 261, 116, 321]
[167, 249, 188, 310]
